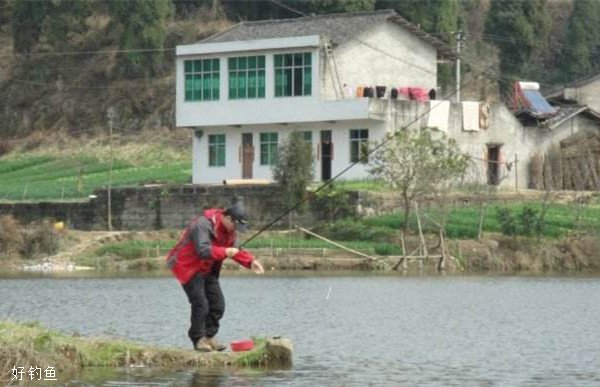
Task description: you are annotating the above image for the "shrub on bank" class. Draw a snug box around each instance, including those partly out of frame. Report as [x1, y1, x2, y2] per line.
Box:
[0, 216, 60, 259]
[0, 215, 24, 258]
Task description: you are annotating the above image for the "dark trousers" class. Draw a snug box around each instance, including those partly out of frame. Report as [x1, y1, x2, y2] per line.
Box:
[182, 272, 225, 344]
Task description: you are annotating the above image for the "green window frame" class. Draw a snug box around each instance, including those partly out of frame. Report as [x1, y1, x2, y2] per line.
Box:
[350, 129, 369, 163]
[184, 58, 220, 102]
[274, 52, 312, 97]
[260, 132, 278, 166]
[303, 131, 312, 144]
[228, 56, 266, 99]
[208, 134, 226, 167]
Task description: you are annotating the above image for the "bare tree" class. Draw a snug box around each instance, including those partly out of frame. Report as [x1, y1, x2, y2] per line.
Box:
[368, 128, 469, 229]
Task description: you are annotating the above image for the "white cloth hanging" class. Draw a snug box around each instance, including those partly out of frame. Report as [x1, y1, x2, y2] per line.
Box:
[427, 100, 450, 132]
[462, 101, 480, 132]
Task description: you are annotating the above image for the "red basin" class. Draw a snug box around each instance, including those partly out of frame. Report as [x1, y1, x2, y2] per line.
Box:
[230, 339, 254, 352]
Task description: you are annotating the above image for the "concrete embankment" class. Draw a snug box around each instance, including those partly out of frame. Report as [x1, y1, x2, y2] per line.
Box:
[0, 321, 292, 384]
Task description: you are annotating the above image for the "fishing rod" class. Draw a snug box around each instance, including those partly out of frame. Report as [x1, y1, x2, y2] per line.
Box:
[239, 64, 497, 248]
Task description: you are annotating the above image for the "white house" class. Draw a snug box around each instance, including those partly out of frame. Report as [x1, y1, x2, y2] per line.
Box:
[175, 10, 454, 184]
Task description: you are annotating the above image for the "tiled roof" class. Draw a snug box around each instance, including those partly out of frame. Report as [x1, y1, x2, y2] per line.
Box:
[201, 10, 454, 58]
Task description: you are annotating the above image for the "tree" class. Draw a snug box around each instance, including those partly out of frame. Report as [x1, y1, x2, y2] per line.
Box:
[368, 128, 469, 229]
[561, 0, 600, 82]
[44, 0, 92, 50]
[272, 131, 314, 210]
[484, 0, 550, 89]
[308, 0, 375, 14]
[11, 0, 49, 54]
[108, 0, 173, 78]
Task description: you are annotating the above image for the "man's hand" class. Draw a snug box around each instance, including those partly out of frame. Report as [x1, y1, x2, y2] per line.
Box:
[225, 247, 239, 258]
[251, 260, 264, 274]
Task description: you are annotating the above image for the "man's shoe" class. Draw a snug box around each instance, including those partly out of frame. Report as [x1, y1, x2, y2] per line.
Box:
[194, 337, 213, 352]
[207, 337, 227, 351]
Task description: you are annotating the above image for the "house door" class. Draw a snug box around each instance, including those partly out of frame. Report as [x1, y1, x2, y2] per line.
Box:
[321, 130, 333, 181]
[487, 144, 501, 185]
[242, 133, 254, 179]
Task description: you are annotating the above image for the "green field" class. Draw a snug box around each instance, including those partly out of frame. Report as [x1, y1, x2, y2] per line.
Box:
[354, 201, 600, 239]
[89, 200, 600, 262]
[0, 154, 191, 201]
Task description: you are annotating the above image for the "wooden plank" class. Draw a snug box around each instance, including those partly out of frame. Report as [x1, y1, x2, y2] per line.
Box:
[296, 227, 377, 261]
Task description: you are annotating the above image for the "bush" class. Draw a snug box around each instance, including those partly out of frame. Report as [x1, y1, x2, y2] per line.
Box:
[496, 208, 517, 236]
[0, 215, 24, 258]
[20, 220, 61, 258]
[0, 139, 12, 157]
[309, 185, 357, 222]
[519, 206, 539, 237]
[374, 243, 400, 256]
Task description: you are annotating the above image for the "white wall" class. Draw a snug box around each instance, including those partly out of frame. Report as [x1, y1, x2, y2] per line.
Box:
[321, 21, 438, 100]
[565, 78, 600, 113]
[177, 46, 327, 127]
[192, 120, 386, 184]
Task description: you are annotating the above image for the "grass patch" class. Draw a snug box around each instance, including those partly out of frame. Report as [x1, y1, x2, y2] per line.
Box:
[0, 320, 280, 384]
[0, 148, 191, 201]
[95, 240, 176, 261]
[315, 202, 600, 241]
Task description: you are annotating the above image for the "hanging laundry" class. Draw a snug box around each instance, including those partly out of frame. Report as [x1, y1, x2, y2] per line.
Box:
[356, 86, 364, 98]
[375, 86, 387, 98]
[399, 87, 410, 100]
[427, 100, 450, 132]
[408, 87, 429, 102]
[390, 88, 399, 99]
[462, 101, 480, 132]
[364, 87, 375, 98]
[343, 83, 354, 98]
[428, 89, 437, 100]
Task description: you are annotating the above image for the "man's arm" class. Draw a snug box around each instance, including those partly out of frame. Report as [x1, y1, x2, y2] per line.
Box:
[191, 218, 228, 260]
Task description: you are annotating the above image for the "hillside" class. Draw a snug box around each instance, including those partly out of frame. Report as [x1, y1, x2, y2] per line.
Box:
[0, 1, 586, 144]
[0, 8, 230, 140]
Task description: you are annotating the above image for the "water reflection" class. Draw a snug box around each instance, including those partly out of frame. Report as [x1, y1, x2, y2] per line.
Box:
[1, 274, 600, 385]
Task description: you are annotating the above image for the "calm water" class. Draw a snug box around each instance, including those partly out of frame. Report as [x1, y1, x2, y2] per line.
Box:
[1, 273, 600, 386]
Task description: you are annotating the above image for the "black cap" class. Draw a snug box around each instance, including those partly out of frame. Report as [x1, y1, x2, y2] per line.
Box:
[224, 202, 248, 232]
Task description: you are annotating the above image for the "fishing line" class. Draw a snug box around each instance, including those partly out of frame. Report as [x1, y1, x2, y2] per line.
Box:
[240, 63, 497, 248]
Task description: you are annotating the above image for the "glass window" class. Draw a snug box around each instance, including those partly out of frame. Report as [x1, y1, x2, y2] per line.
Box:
[228, 55, 266, 99]
[208, 134, 226, 167]
[274, 52, 312, 97]
[260, 132, 278, 166]
[350, 129, 369, 163]
[184, 59, 220, 102]
[303, 131, 312, 144]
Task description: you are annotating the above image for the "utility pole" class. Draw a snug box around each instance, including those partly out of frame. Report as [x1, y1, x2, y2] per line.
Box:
[107, 107, 116, 232]
[454, 30, 463, 103]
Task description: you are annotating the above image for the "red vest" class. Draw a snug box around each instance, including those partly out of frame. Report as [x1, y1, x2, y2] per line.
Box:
[166, 210, 235, 284]
[166, 210, 255, 284]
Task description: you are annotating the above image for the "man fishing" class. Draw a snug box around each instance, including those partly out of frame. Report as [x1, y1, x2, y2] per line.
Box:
[167, 202, 264, 352]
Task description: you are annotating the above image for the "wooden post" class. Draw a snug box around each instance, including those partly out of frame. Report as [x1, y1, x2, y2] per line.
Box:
[438, 229, 446, 271]
[297, 227, 377, 261]
[415, 202, 428, 257]
[401, 232, 407, 270]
